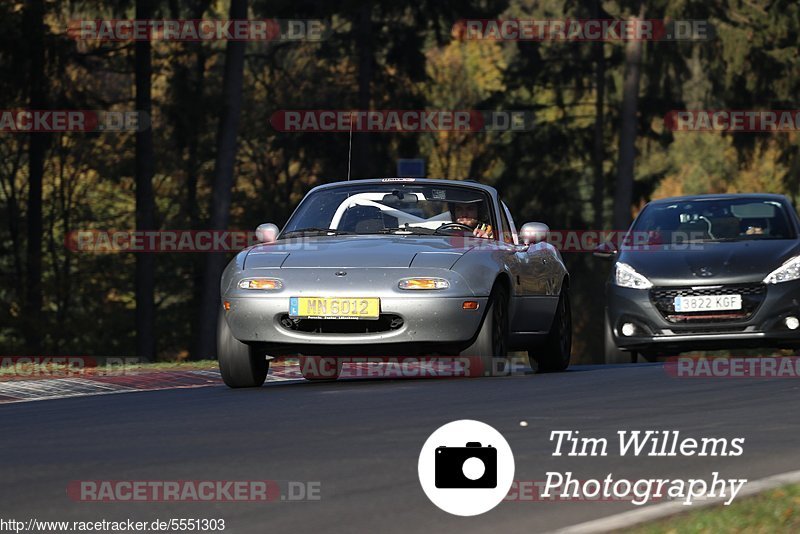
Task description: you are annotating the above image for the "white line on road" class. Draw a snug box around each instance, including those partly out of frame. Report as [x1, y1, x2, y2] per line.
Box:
[549, 468, 800, 534]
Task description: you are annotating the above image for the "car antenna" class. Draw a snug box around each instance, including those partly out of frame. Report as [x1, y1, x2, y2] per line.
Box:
[347, 111, 354, 181]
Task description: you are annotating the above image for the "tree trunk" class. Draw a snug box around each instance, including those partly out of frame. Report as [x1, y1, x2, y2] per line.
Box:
[170, 0, 210, 354]
[135, 0, 157, 361]
[186, 35, 208, 356]
[351, 4, 373, 179]
[612, 4, 645, 231]
[23, 0, 48, 355]
[591, 0, 607, 230]
[193, 0, 248, 360]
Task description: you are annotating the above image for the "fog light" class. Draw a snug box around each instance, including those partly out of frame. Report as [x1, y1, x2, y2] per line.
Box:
[786, 316, 799, 330]
[621, 322, 636, 337]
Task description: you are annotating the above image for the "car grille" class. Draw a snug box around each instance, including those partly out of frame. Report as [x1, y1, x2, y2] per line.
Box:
[650, 283, 766, 323]
[279, 314, 404, 334]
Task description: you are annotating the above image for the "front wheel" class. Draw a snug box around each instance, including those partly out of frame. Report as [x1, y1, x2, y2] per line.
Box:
[218, 311, 269, 388]
[460, 285, 510, 377]
[530, 287, 572, 372]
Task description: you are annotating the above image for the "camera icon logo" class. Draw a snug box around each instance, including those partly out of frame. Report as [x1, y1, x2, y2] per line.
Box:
[435, 442, 497, 488]
[418, 420, 515, 516]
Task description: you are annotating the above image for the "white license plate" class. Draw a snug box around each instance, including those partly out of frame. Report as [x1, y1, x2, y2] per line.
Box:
[674, 294, 742, 312]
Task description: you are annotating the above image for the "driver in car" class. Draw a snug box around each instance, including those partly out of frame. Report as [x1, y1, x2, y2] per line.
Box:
[452, 202, 494, 239]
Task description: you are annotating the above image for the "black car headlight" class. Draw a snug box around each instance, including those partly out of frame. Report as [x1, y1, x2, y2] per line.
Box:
[613, 262, 653, 289]
[764, 255, 800, 284]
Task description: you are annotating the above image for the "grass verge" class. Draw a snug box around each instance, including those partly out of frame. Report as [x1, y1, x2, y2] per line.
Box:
[627, 484, 800, 534]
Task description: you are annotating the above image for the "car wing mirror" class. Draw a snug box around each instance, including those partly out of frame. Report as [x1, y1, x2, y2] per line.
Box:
[519, 222, 549, 245]
[593, 241, 618, 259]
[255, 223, 280, 244]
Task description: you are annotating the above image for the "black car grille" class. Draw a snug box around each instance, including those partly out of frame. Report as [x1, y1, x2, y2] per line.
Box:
[278, 314, 404, 334]
[650, 283, 766, 323]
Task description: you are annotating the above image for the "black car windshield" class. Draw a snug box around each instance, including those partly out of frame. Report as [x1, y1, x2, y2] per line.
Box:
[631, 198, 796, 243]
[281, 181, 494, 238]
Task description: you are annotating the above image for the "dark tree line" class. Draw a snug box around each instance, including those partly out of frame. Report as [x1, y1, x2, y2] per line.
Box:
[2, 0, 799, 362]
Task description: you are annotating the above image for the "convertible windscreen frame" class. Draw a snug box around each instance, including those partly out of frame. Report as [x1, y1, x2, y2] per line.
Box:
[279, 182, 497, 238]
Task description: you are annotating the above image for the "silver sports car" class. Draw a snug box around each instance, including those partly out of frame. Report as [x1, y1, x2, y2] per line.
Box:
[217, 178, 571, 387]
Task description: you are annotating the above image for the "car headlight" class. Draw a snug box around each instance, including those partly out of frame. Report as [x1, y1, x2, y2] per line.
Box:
[398, 277, 450, 290]
[764, 255, 800, 284]
[238, 278, 283, 290]
[614, 262, 653, 289]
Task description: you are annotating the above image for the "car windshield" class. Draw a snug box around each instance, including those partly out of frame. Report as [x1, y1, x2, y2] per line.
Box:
[281, 181, 495, 237]
[631, 198, 796, 243]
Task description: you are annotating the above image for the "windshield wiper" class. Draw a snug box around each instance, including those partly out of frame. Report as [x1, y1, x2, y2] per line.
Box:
[376, 227, 435, 235]
[281, 228, 354, 238]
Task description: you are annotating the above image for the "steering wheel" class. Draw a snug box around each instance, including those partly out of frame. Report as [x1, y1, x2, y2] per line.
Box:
[436, 223, 473, 233]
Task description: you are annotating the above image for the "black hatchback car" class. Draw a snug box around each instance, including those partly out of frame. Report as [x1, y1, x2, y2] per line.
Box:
[595, 193, 800, 362]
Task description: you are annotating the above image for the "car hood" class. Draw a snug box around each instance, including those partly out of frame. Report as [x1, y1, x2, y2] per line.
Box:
[618, 239, 800, 285]
[244, 235, 481, 269]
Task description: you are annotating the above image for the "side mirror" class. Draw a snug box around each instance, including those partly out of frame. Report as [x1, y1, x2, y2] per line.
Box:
[255, 223, 280, 244]
[519, 222, 549, 245]
[593, 241, 618, 259]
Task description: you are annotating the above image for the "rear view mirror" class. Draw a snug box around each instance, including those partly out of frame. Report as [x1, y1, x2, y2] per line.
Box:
[381, 191, 418, 205]
[593, 241, 618, 259]
[519, 222, 549, 245]
[255, 223, 280, 243]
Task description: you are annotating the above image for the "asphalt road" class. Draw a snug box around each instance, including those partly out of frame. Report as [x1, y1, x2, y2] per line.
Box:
[2, 363, 800, 533]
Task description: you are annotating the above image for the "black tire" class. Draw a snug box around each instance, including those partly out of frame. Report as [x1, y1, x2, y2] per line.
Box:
[217, 311, 269, 388]
[460, 284, 510, 377]
[531, 287, 572, 372]
[299, 356, 343, 381]
[604, 312, 632, 364]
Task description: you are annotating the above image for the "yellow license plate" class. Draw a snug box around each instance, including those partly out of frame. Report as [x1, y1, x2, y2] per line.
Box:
[289, 297, 380, 319]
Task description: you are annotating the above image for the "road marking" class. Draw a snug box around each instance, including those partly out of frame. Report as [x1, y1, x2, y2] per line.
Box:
[0, 360, 477, 404]
[0, 368, 310, 404]
[0, 377, 134, 399]
[549, 468, 800, 533]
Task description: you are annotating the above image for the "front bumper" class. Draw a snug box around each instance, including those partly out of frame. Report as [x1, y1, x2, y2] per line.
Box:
[607, 281, 800, 352]
[223, 295, 488, 352]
